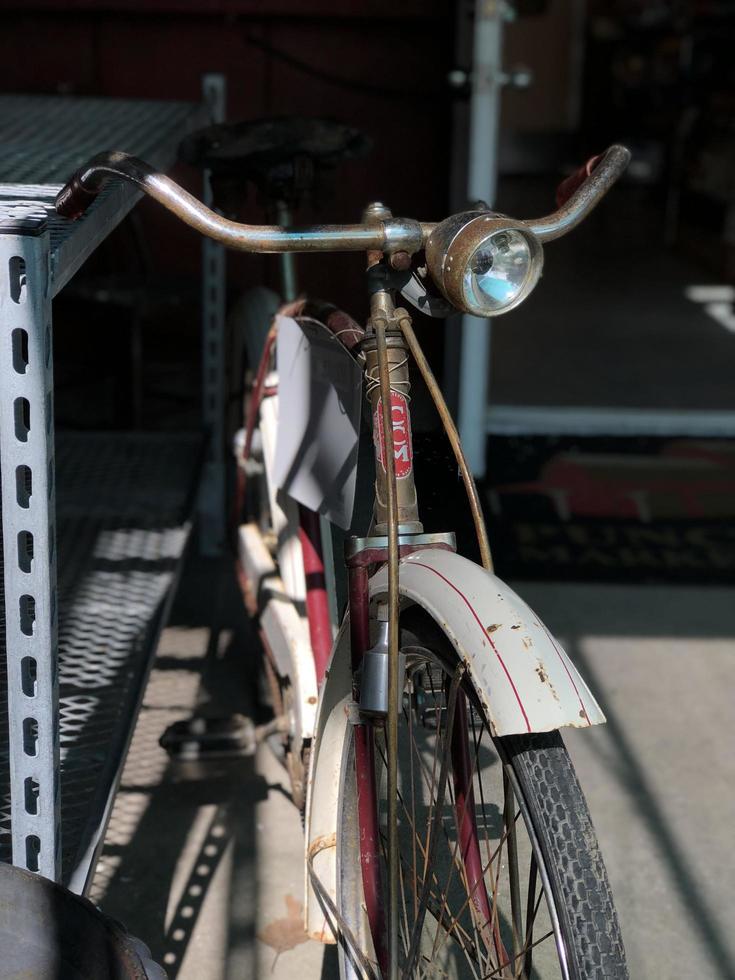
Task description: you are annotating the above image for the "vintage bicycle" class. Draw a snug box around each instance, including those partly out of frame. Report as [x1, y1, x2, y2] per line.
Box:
[57, 139, 630, 980]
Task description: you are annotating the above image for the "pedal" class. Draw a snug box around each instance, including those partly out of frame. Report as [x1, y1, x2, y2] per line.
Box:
[160, 713, 286, 760]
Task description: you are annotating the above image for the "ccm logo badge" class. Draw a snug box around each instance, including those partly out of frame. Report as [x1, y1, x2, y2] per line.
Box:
[374, 391, 413, 478]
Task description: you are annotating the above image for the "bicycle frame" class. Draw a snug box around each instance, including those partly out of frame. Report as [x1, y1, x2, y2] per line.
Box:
[301, 285, 605, 963]
[55, 141, 631, 979]
[231, 251, 611, 974]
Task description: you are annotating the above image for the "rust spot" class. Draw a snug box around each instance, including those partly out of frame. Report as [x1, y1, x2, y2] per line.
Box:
[536, 664, 560, 702]
[308, 927, 337, 944]
[579, 708, 587, 719]
[522, 636, 532, 650]
[308, 833, 336, 860]
[308, 695, 317, 704]
[510, 624, 520, 630]
[486, 623, 501, 633]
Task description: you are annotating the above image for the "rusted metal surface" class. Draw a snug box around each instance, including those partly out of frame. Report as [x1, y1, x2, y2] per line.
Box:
[369, 548, 606, 736]
[362, 328, 422, 534]
[55, 144, 629, 262]
[524, 143, 631, 242]
[389, 250, 411, 271]
[426, 209, 544, 316]
[305, 545, 608, 955]
[348, 566, 370, 675]
[55, 152, 424, 254]
[372, 305, 401, 979]
[304, 659, 352, 943]
[398, 313, 494, 571]
[307, 832, 337, 862]
[345, 530, 456, 565]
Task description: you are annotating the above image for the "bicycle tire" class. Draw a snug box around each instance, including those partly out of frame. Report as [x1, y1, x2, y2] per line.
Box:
[503, 731, 627, 979]
[335, 610, 628, 980]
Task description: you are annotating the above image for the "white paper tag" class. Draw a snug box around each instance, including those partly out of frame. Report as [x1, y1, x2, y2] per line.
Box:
[273, 315, 363, 530]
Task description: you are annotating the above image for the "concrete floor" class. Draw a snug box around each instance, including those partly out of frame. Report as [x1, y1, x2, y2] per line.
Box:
[524, 582, 735, 980]
[91, 556, 735, 980]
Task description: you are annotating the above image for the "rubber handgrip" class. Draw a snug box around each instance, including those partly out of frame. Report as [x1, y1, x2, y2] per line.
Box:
[555, 153, 604, 208]
[55, 175, 101, 220]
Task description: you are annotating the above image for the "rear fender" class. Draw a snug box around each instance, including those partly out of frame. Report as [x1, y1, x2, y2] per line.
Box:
[304, 621, 351, 943]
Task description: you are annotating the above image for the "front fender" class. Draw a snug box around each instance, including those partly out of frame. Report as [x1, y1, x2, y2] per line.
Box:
[305, 547, 604, 942]
[370, 548, 604, 736]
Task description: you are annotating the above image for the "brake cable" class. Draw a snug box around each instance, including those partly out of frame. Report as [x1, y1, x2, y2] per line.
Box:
[397, 314, 493, 574]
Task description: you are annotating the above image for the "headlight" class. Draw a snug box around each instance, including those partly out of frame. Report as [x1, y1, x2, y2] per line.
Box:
[425, 211, 543, 316]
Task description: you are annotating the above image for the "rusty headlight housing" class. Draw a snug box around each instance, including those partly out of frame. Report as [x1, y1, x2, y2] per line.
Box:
[425, 211, 543, 317]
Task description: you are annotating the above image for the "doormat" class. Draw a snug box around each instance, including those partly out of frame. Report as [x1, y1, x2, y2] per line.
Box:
[482, 435, 735, 583]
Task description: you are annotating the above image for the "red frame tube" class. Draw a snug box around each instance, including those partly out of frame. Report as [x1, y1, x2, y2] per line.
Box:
[451, 691, 508, 964]
[232, 327, 277, 532]
[298, 504, 333, 685]
[451, 693, 493, 923]
[349, 566, 387, 976]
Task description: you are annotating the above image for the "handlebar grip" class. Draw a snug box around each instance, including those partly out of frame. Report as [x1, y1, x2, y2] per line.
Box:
[55, 173, 101, 220]
[555, 153, 604, 208]
[55, 151, 134, 220]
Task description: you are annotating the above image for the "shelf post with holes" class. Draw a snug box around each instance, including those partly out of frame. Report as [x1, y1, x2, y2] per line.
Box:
[0, 205, 61, 881]
[198, 73, 228, 556]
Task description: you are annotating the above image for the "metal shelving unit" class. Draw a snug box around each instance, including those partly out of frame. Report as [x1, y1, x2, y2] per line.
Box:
[0, 94, 211, 892]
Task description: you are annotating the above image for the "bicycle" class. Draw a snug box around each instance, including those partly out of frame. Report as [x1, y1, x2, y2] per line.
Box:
[56, 139, 631, 980]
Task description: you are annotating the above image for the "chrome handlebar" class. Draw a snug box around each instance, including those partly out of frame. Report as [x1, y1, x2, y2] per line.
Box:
[55, 144, 630, 254]
[524, 144, 631, 242]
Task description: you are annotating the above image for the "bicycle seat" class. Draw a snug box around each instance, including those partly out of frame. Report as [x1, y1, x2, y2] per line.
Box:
[179, 116, 372, 210]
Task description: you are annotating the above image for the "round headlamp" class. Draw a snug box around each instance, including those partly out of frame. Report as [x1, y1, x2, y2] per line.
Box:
[425, 211, 543, 316]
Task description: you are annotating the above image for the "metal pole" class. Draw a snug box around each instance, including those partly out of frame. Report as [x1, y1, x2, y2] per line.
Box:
[0, 212, 61, 880]
[199, 72, 227, 555]
[275, 201, 298, 303]
[457, 0, 508, 478]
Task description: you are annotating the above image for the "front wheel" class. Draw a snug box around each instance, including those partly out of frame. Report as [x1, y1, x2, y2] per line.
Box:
[335, 611, 627, 979]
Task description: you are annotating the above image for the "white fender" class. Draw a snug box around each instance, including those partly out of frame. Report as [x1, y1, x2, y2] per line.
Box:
[304, 620, 351, 943]
[370, 548, 605, 736]
[305, 548, 605, 942]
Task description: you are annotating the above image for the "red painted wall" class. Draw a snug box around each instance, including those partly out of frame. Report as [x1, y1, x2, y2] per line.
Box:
[0, 5, 454, 319]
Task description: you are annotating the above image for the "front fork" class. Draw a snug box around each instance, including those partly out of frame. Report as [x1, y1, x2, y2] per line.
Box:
[351, 290, 420, 978]
[348, 293, 495, 976]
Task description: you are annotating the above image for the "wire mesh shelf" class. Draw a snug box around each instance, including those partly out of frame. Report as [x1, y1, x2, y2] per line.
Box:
[0, 432, 201, 889]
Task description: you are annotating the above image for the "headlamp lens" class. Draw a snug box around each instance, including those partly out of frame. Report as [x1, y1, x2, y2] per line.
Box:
[462, 229, 533, 313]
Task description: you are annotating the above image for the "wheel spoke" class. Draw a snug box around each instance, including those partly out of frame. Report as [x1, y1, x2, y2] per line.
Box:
[341, 640, 595, 979]
[503, 768, 524, 973]
[402, 663, 465, 978]
[432, 692, 491, 973]
[406, 688, 419, 932]
[522, 855, 540, 979]
[431, 809, 521, 972]
[399, 848, 483, 979]
[480, 929, 555, 980]
[378, 736, 476, 966]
